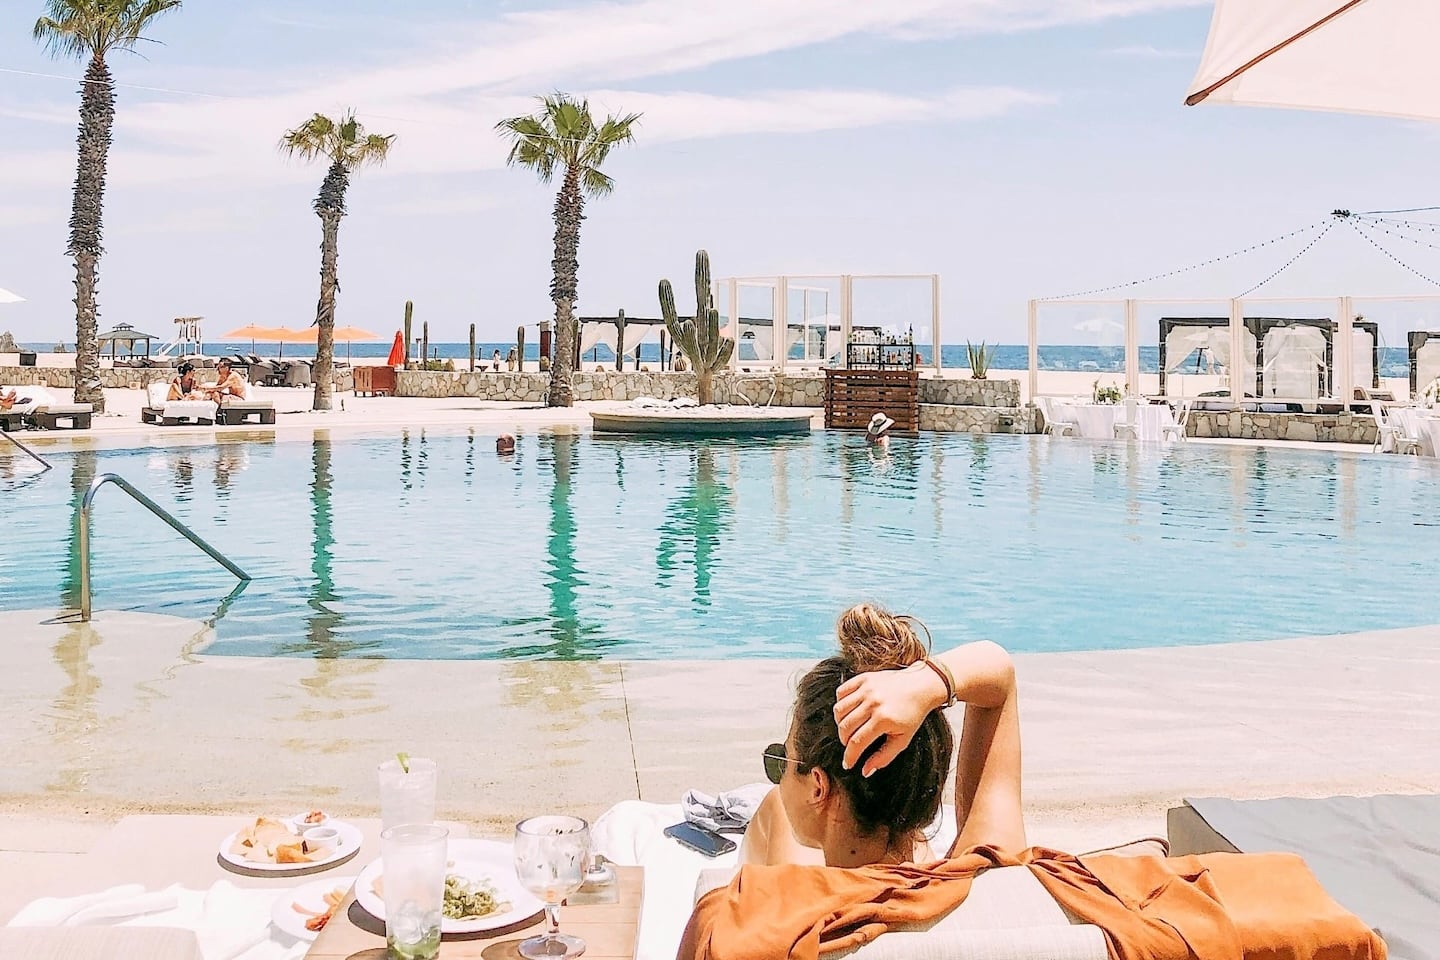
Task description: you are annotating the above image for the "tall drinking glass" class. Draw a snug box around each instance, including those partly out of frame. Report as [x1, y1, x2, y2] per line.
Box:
[378, 757, 437, 830]
[513, 816, 590, 959]
[380, 823, 448, 960]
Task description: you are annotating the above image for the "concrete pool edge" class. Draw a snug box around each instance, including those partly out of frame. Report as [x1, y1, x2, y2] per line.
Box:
[2, 607, 1435, 820]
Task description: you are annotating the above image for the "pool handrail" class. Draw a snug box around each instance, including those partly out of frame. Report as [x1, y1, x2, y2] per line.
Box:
[0, 430, 53, 473]
[77, 472, 251, 621]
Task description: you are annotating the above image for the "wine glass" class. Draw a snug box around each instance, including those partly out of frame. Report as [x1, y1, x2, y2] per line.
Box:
[513, 815, 591, 959]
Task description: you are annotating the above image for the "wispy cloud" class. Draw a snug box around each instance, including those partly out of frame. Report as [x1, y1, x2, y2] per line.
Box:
[0, 0, 1194, 193]
[1106, 44, 1198, 59]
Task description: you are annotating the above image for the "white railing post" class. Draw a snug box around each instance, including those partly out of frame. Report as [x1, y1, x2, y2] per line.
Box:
[1027, 299, 1039, 402]
[1229, 298, 1245, 404]
[931, 274, 942, 373]
[1124, 299, 1139, 395]
[776, 276, 788, 374]
[1337, 295, 1355, 406]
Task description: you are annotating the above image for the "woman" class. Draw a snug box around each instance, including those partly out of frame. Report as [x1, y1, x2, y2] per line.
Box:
[167, 363, 201, 401]
[739, 603, 1023, 869]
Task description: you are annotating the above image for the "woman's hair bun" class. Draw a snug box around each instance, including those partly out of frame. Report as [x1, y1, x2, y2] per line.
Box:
[836, 603, 929, 673]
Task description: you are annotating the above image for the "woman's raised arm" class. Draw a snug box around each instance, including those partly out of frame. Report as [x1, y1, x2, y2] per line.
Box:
[833, 640, 1025, 853]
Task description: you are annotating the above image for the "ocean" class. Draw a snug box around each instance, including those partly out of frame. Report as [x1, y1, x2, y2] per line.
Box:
[19, 342, 1417, 378]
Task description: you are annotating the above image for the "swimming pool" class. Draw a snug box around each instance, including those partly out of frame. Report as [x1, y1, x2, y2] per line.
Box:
[2, 430, 1436, 659]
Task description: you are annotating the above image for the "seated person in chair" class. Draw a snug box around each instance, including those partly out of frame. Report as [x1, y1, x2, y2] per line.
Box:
[1, 389, 17, 411]
[735, 603, 1022, 870]
[167, 362, 203, 401]
[204, 359, 248, 403]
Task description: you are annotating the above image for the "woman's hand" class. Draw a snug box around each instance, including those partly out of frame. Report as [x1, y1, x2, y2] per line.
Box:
[833, 665, 947, 778]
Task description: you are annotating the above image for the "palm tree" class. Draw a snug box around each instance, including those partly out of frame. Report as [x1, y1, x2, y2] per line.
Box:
[33, 0, 183, 414]
[279, 111, 394, 411]
[496, 94, 640, 407]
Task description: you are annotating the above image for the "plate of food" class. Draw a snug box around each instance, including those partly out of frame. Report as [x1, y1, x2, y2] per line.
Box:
[271, 875, 357, 941]
[354, 839, 545, 934]
[219, 817, 362, 873]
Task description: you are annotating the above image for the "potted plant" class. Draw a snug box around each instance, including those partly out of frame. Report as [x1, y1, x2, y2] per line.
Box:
[1093, 380, 1123, 404]
[966, 341, 992, 380]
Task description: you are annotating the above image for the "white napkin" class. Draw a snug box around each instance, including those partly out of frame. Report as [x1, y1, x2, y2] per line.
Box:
[7, 881, 304, 960]
[681, 782, 771, 833]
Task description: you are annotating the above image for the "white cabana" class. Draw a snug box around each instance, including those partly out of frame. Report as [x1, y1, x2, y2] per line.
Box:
[1187, 2, 1440, 123]
[1262, 325, 1328, 398]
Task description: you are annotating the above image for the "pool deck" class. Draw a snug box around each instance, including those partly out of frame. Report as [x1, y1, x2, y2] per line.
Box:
[1, 606, 1435, 920]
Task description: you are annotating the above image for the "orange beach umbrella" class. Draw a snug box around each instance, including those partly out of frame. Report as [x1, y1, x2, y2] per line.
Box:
[287, 325, 382, 361]
[220, 324, 302, 353]
[386, 331, 405, 367]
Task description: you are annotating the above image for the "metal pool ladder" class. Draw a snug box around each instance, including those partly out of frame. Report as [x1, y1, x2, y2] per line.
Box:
[77, 473, 251, 621]
[0, 430, 53, 472]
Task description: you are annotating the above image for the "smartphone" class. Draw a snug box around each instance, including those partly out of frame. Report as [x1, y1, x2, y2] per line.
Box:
[663, 821, 737, 858]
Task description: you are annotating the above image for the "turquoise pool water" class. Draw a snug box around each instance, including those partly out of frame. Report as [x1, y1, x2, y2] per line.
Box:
[2, 431, 1437, 659]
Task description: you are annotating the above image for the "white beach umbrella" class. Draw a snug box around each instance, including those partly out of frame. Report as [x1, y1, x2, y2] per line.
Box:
[1186, 2, 1440, 123]
[0, 287, 24, 304]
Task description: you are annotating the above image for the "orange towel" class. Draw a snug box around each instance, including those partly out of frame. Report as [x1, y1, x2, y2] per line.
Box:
[677, 846, 1385, 960]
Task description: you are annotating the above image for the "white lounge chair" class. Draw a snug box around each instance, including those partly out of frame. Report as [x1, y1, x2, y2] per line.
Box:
[1373, 402, 1420, 455]
[141, 383, 217, 426]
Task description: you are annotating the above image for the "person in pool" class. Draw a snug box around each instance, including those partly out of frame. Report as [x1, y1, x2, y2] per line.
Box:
[735, 603, 1023, 870]
[167, 362, 203, 401]
[865, 412, 894, 447]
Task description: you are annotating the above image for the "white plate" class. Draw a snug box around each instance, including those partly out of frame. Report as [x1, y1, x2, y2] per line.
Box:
[288, 810, 331, 829]
[270, 875, 357, 942]
[219, 819, 362, 874]
[354, 838, 545, 934]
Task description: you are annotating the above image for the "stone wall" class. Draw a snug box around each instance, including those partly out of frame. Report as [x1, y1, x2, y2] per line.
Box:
[395, 370, 1021, 408]
[0, 365, 352, 392]
[1189, 410, 1376, 444]
[918, 378, 1019, 407]
[397, 371, 832, 406]
[920, 404, 1035, 434]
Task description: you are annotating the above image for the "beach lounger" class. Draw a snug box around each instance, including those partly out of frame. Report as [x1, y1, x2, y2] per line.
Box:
[140, 383, 217, 426]
[0, 411, 23, 432]
[30, 403, 93, 430]
[1170, 794, 1439, 960]
[214, 399, 275, 425]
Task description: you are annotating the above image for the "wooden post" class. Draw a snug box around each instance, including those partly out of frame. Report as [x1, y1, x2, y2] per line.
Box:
[517, 326, 526, 372]
[615, 309, 626, 372]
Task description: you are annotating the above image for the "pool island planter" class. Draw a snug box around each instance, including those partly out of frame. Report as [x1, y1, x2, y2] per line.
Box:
[590, 405, 812, 437]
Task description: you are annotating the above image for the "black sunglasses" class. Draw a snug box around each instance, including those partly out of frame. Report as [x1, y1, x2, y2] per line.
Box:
[762, 742, 799, 785]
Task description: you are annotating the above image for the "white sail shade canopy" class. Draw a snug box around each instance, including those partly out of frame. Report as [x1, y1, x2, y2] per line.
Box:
[1187, 1, 1440, 123]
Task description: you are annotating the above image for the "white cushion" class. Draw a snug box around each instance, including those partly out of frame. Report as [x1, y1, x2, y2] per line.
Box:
[147, 382, 169, 408]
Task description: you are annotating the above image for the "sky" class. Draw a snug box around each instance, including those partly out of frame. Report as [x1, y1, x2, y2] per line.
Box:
[4, 0, 1440, 349]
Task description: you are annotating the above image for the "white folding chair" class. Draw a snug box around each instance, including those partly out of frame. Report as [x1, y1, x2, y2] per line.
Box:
[1036, 397, 1077, 437]
[1160, 399, 1190, 444]
[1113, 396, 1142, 441]
[1373, 402, 1420, 455]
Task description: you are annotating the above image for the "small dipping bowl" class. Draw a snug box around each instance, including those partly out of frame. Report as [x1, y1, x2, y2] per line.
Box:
[303, 825, 341, 847]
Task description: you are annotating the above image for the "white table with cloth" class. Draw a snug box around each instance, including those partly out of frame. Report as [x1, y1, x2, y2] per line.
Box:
[1389, 407, 1440, 457]
[1049, 401, 1176, 442]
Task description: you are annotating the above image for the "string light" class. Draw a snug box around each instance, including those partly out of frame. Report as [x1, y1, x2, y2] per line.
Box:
[1038, 220, 1326, 300]
[1351, 216, 1440, 254]
[1234, 221, 1334, 297]
[1346, 220, 1440, 288]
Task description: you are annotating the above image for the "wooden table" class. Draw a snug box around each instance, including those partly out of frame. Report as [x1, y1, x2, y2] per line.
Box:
[305, 865, 643, 960]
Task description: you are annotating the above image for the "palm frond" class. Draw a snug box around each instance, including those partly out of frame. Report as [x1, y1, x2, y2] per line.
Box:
[580, 167, 614, 197]
[279, 110, 394, 171]
[33, 0, 181, 60]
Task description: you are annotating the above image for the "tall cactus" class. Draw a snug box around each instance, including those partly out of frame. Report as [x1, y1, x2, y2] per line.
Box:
[421, 321, 429, 370]
[517, 325, 526, 371]
[403, 300, 413, 367]
[469, 323, 476, 372]
[660, 250, 734, 405]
